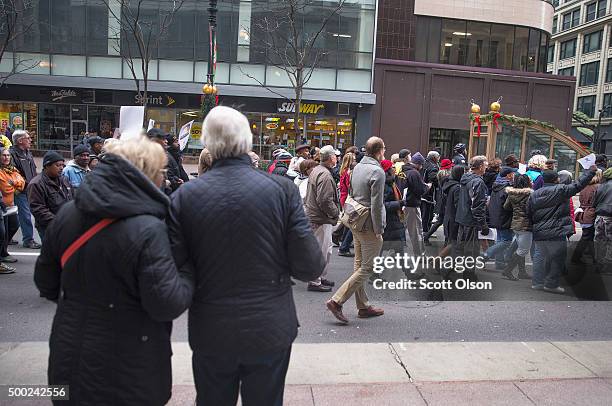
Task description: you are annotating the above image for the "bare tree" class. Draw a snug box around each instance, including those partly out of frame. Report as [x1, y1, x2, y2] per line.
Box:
[102, 0, 184, 111]
[0, 0, 39, 86]
[242, 0, 345, 142]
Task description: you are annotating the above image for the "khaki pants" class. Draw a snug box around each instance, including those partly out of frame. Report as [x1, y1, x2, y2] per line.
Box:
[311, 223, 332, 285]
[403, 206, 423, 255]
[332, 229, 383, 310]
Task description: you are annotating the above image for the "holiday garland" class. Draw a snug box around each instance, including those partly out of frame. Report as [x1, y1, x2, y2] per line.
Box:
[469, 113, 558, 131]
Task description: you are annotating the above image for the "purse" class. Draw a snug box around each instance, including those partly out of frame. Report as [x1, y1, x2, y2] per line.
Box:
[340, 177, 371, 232]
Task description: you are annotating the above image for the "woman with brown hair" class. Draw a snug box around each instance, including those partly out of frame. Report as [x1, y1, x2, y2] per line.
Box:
[338, 152, 356, 256]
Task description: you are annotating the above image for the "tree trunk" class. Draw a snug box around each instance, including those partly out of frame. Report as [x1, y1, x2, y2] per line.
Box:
[295, 69, 303, 145]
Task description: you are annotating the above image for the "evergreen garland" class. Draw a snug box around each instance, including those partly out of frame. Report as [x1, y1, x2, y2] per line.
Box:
[469, 112, 557, 131]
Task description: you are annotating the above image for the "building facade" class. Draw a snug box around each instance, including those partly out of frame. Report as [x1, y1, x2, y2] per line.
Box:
[0, 0, 377, 157]
[549, 0, 612, 154]
[370, 0, 577, 160]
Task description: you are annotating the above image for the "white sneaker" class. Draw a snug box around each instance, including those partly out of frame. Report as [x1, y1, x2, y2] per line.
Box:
[531, 284, 544, 290]
[543, 286, 565, 294]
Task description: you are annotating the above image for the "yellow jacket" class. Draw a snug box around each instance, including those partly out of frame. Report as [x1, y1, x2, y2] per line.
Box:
[0, 166, 25, 206]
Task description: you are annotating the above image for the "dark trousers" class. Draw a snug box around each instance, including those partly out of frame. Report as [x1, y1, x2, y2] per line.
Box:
[456, 225, 480, 276]
[339, 227, 353, 253]
[193, 347, 292, 406]
[533, 239, 567, 289]
[572, 226, 595, 261]
[1, 214, 19, 257]
[424, 217, 443, 241]
[421, 201, 435, 233]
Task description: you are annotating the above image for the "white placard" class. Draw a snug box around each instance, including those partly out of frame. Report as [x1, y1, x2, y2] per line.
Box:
[518, 163, 527, 174]
[147, 119, 155, 131]
[578, 153, 596, 170]
[178, 120, 194, 151]
[119, 106, 145, 140]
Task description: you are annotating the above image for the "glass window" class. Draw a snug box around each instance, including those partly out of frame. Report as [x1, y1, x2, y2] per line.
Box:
[440, 19, 468, 66]
[560, 39, 577, 59]
[558, 66, 575, 76]
[429, 129, 469, 158]
[547, 45, 555, 63]
[87, 0, 111, 56]
[527, 29, 541, 72]
[121, 1, 160, 61]
[88, 106, 119, 139]
[158, 3, 196, 60]
[14, 0, 50, 53]
[489, 24, 514, 69]
[526, 128, 552, 157]
[577, 95, 597, 117]
[465, 22, 490, 68]
[553, 140, 577, 173]
[38, 104, 71, 151]
[572, 9, 581, 27]
[583, 30, 603, 53]
[598, 0, 607, 17]
[496, 124, 523, 161]
[587, 2, 597, 21]
[553, 16, 558, 34]
[562, 13, 571, 31]
[606, 59, 612, 82]
[580, 61, 600, 86]
[539, 32, 549, 73]
[51, 0, 86, 55]
[604, 93, 612, 107]
[513, 27, 529, 71]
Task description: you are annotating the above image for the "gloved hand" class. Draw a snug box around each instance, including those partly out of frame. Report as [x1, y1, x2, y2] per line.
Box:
[480, 226, 489, 236]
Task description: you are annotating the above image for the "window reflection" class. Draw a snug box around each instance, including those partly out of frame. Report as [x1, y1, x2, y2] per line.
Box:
[526, 128, 551, 157]
[496, 124, 523, 159]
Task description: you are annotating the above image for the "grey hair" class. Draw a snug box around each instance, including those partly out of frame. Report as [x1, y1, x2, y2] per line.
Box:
[12, 130, 29, 145]
[427, 151, 440, 160]
[469, 155, 488, 170]
[202, 106, 252, 160]
[319, 145, 335, 162]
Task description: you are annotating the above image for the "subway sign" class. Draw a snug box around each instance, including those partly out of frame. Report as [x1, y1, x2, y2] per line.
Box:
[277, 102, 325, 114]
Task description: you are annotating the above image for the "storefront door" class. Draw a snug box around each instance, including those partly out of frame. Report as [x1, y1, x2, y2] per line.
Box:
[70, 120, 88, 152]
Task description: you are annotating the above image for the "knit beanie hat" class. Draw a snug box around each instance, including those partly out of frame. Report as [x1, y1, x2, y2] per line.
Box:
[43, 151, 65, 167]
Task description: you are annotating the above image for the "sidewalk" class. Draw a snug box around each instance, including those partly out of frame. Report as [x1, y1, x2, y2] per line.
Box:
[1, 341, 611, 405]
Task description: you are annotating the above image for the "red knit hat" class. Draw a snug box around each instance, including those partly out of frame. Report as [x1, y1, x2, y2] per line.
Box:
[381, 159, 394, 172]
[440, 159, 453, 170]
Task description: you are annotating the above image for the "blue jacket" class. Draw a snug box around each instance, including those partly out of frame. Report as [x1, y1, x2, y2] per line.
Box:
[62, 162, 88, 188]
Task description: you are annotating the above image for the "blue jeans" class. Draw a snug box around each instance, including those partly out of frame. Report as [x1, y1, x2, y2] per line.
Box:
[532, 239, 567, 289]
[339, 228, 353, 253]
[15, 192, 34, 244]
[485, 229, 514, 264]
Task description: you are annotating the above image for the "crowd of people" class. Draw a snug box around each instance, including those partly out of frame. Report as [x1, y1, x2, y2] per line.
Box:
[0, 104, 605, 405]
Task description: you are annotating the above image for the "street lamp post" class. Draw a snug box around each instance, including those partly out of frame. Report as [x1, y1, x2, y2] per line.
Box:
[595, 105, 611, 154]
[200, 0, 218, 120]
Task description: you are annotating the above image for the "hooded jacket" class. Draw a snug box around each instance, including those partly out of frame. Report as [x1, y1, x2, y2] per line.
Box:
[503, 187, 533, 231]
[62, 160, 89, 189]
[168, 154, 324, 356]
[34, 154, 194, 405]
[442, 178, 461, 240]
[456, 172, 488, 228]
[421, 158, 439, 201]
[487, 178, 513, 229]
[594, 179, 612, 217]
[576, 183, 600, 224]
[400, 163, 427, 208]
[527, 169, 596, 240]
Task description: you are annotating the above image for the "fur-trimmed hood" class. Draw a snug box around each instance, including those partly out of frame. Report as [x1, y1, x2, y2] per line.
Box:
[505, 187, 533, 195]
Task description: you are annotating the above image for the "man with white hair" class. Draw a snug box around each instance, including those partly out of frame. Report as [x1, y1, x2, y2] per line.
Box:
[304, 145, 340, 292]
[9, 130, 41, 249]
[168, 106, 324, 406]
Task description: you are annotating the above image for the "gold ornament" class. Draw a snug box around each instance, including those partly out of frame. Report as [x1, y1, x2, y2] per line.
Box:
[203, 83, 213, 94]
[212, 85, 218, 94]
[490, 101, 501, 112]
[471, 103, 481, 114]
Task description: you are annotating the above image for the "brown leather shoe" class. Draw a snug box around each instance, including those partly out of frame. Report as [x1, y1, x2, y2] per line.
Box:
[358, 306, 384, 318]
[321, 278, 335, 287]
[326, 300, 348, 324]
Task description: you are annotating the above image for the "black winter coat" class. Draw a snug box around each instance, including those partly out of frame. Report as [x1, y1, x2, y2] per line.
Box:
[421, 158, 439, 201]
[400, 163, 427, 207]
[456, 172, 488, 228]
[527, 169, 596, 240]
[168, 154, 324, 356]
[169, 146, 190, 183]
[442, 178, 461, 241]
[483, 170, 499, 195]
[27, 172, 73, 230]
[34, 154, 194, 406]
[165, 151, 183, 194]
[487, 178, 513, 229]
[383, 181, 405, 241]
[594, 179, 612, 216]
[9, 146, 37, 184]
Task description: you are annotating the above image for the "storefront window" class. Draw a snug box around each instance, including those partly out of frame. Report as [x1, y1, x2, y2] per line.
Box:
[147, 108, 176, 135]
[38, 104, 71, 151]
[88, 106, 119, 138]
[429, 128, 469, 158]
[525, 128, 551, 157]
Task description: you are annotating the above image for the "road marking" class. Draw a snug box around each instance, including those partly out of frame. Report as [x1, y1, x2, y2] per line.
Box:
[7, 252, 40, 256]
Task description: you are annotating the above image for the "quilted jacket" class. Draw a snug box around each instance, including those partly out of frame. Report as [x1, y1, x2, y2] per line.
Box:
[34, 154, 194, 405]
[168, 154, 324, 356]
